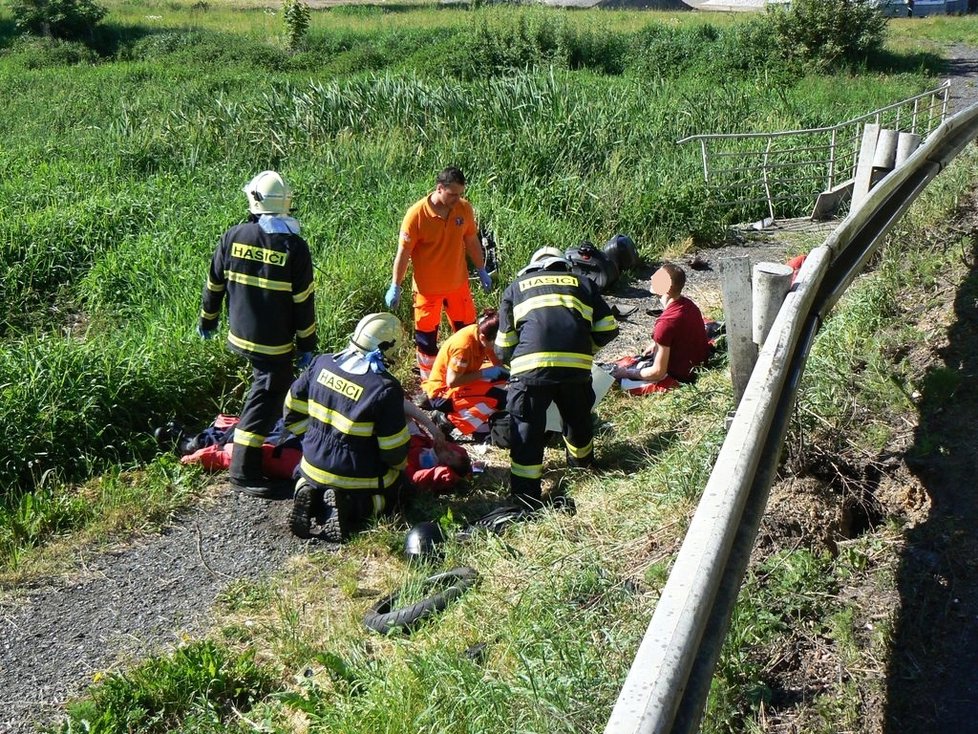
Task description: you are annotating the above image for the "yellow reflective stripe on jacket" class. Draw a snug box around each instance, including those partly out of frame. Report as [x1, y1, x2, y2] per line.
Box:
[307, 400, 374, 437]
[593, 314, 618, 333]
[512, 461, 543, 479]
[378, 426, 410, 451]
[284, 393, 309, 414]
[513, 294, 592, 325]
[228, 332, 293, 356]
[232, 428, 264, 448]
[206, 279, 225, 292]
[300, 457, 401, 490]
[225, 271, 292, 292]
[285, 418, 308, 436]
[495, 329, 518, 349]
[296, 323, 317, 339]
[563, 436, 593, 459]
[510, 351, 593, 374]
[293, 282, 315, 303]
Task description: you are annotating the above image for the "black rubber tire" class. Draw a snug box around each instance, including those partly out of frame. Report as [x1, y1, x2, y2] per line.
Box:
[364, 567, 479, 635]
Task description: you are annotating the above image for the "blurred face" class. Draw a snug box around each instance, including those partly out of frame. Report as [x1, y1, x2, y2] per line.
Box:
[433, 182, 465, 209]
[651, 267, 674, 308]
[436, 445, 466, 471]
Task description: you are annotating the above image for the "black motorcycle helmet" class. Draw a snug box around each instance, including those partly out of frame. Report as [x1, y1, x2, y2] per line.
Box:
[404, 521, 445, 562]
[602, 234, 639, 271]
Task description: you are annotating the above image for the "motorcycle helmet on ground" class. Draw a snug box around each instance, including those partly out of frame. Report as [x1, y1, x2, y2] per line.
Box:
[602, 234, 639, 270]
[404, 521, 445, 562]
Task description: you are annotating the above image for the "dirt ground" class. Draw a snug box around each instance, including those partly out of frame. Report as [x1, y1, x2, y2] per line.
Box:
[3, 42, 978, 734]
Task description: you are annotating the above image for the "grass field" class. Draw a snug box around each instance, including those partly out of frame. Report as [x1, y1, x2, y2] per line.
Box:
[0, 2, 970, 731]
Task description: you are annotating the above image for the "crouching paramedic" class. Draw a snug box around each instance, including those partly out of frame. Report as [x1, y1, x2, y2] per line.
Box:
[495, 246, 619, 507]
[198, 170, 316, 497]
[283, 313, 411, 541]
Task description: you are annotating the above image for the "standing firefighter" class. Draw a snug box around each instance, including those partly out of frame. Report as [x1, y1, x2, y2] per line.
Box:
[284, 313, 411, 542]
[384, 166, 492, 380]
[495, 247, 619, 507]
[198, 170, 317, 496]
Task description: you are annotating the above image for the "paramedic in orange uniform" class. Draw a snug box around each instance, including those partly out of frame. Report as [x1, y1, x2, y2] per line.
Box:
[421, 309, 507, 437]
[384, 166, 492, 379]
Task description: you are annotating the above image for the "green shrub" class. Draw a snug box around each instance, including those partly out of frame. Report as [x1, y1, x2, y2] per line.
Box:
[767, 0, 888, 69]
[282, 0, 310, 53]
[8, 0, 107, 41]
[1, 34, 99, 67]
[61, 640, 275, 733]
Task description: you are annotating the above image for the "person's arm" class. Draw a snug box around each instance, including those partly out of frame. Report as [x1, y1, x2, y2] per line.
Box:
[291, 239, 317, 354]
[463, 232, 485, 270]
[494, 286, 517, 366]
[391, 243, 411, 287]
[199, 238, 227, 334]
[637, 344, 670, 382]
[403, 399, 446, 448]
[445, 365, 486, 388]
[282, 369, 311, 436]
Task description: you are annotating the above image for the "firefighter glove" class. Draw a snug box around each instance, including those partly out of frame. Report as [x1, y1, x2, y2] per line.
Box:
[476, 267, 492, 292]
[197, 325, 215, 340]
[385, 283, 402, 309]
[296, 351, 314, 370]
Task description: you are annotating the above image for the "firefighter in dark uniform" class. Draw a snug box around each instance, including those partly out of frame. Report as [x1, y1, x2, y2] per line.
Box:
[494, 246, 619, 507]
[283, 313, 411, 541]
[198, 170, 317, 496]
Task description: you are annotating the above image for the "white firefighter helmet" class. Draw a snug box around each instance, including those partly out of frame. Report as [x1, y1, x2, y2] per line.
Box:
[350, 313, 405, 358]
[243, 170, 293, 215]
[529, 246, 564, 264]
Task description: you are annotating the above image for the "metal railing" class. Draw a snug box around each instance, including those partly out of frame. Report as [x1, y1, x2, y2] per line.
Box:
[676, 81, 951, 223]
[606, 99, 978, 734]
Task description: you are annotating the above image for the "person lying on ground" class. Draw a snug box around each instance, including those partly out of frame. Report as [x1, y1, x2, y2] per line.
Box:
[611, 261, 710, 393]
[420, 308, 507, 439]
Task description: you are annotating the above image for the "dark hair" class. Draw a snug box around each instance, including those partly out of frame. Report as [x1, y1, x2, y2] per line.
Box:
[661, 261, 686, 294]
[477, 308, 499, 340]
[437, 166, 466, 188]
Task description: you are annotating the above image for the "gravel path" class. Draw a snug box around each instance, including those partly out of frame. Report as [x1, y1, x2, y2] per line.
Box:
[3, 43, 978, 734]
[0, 488, 308, 733]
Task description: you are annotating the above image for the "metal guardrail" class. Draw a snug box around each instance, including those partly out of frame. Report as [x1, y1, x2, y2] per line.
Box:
[676, 82, 951, 223]
[605, 100, 978, 734]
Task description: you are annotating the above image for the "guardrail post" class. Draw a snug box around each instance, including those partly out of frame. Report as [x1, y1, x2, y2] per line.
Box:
[852, 123, 881, 208]
[752, 263, 794, 348]
[719, 256, 755, 405]
[896, 132, 922, 166]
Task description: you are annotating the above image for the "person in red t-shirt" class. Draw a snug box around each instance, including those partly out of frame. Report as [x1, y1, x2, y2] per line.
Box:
[384, 166, 492, 379]
[612, 261, 710, 392]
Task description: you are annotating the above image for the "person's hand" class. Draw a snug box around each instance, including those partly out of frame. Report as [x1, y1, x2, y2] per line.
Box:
[296, 351, 314, 370]
[480, 365, 507, 381]
[197, 325, 215, 340]
[476, 267, 492, 292]
[385, 283, 402, 309]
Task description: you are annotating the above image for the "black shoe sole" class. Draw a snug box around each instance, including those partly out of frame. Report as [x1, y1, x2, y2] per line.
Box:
[290, 484, 313, 539]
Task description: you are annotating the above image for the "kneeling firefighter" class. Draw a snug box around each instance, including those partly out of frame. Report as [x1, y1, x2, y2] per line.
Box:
[283, 313, 411, 541]
[495, 246, 619, 507]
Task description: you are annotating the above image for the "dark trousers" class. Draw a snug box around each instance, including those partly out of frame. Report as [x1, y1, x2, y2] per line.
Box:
[508, 378, 595, 500]
[234, 360, 293, 448]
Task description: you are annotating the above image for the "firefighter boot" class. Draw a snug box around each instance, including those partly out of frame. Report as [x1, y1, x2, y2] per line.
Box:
[229, 445, 277, 498]
[290, 478, 324, 539]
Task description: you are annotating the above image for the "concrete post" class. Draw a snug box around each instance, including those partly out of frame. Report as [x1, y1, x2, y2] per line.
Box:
[852, 123, 881, 208]
[719, 256, 755, 405]
[895, 132, 922, 166]
[752, 262, 794, 348]
[873, 128, 899, 170]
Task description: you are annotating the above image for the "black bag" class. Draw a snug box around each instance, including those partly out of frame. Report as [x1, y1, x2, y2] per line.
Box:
[488, 410, 511, 449]
[564, 241, 620, 292]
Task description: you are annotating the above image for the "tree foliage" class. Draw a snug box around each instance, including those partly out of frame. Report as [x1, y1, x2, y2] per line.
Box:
[767, 0, 888, 69]
[8, 0, 107, 40]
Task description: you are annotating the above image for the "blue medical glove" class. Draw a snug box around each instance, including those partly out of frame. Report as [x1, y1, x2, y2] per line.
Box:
[197, 325, 215, 340]
[296, 351, 314, 370]
[385, 283, 402, 309]
[480, 365, 507, 381]
[476, 267, 492, 292]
